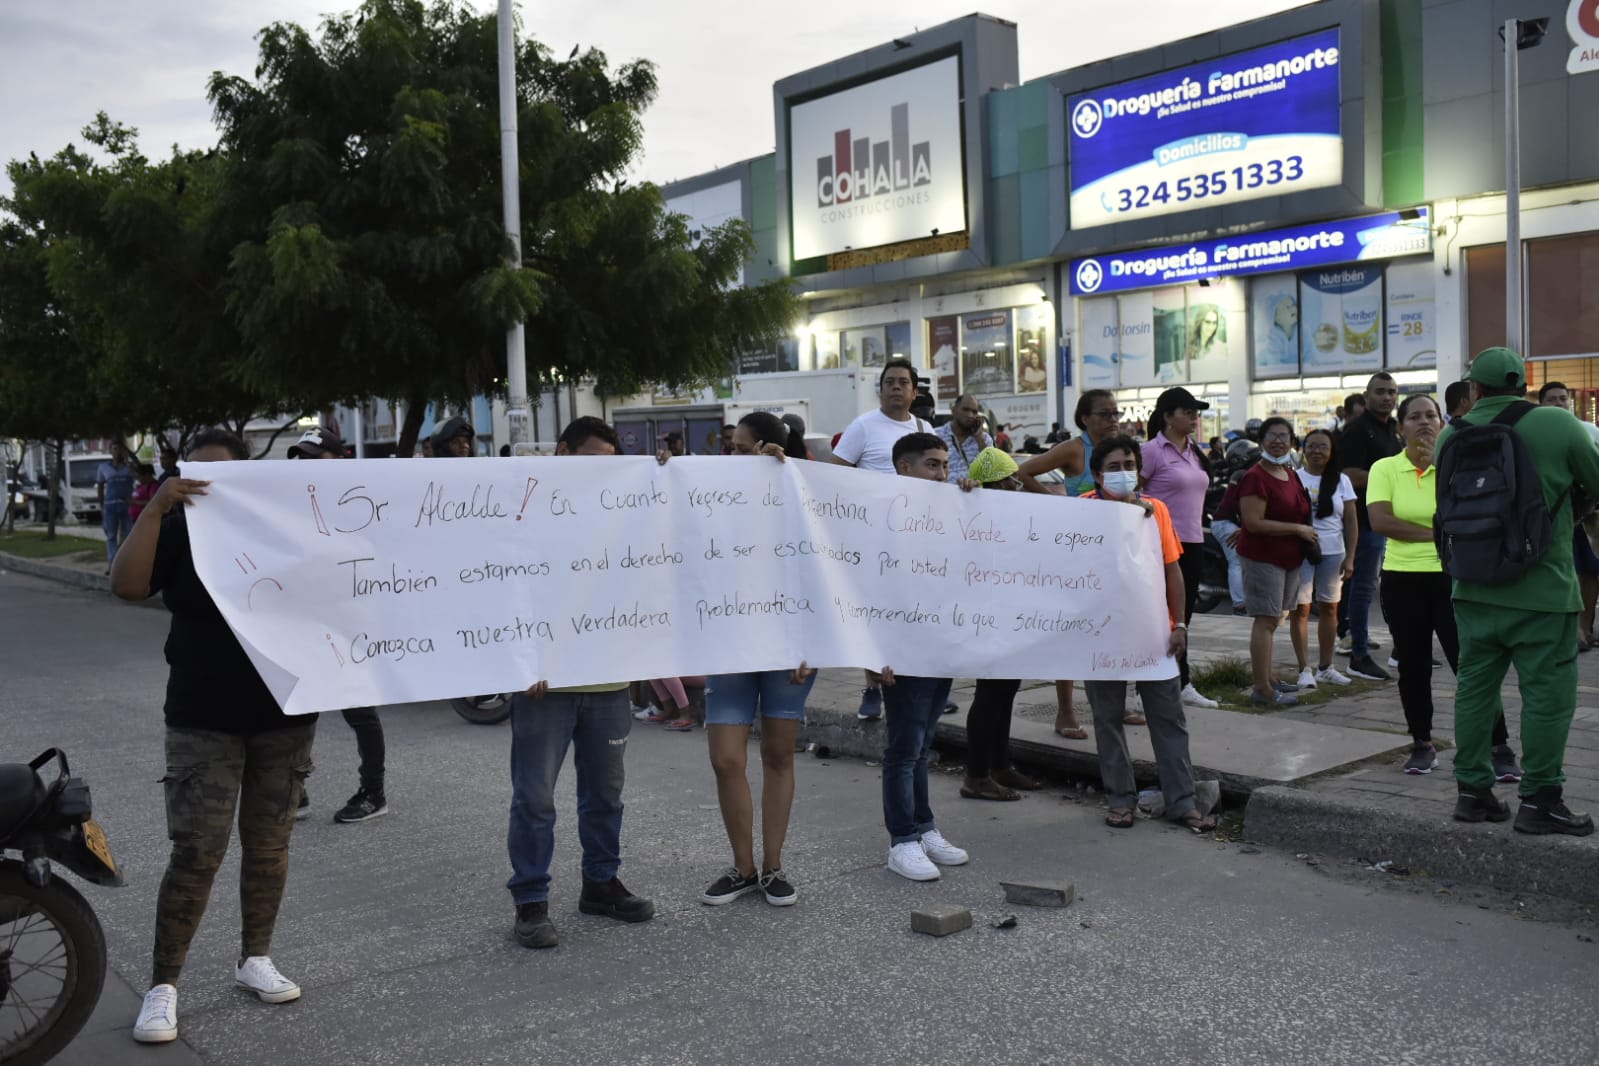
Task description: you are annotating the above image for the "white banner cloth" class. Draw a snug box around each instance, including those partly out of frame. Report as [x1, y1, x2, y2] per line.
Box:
[182, 457, 1176, 714]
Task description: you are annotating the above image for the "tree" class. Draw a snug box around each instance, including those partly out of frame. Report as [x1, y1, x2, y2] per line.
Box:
[7, 118, 289, 454]
[210, 0, 794, 454]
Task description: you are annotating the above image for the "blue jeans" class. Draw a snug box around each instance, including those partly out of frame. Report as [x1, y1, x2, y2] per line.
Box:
[1346, 530, 1387, 656]
[102, 500, 132, 564]
[1211, 519, 1245, 607]
[506, 688, 630, 904]
[881, 676, 952, 844]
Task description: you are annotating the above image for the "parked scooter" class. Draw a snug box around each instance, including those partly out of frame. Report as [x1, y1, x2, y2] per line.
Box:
[1, 749, 122, 1066]
[452, 694, 513, 725]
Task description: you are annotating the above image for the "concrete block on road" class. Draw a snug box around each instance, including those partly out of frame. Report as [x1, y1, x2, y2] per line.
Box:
[911, 904, 972, 937]
[1246, 785, 1599, 905]
[999, 880, 1075, 908]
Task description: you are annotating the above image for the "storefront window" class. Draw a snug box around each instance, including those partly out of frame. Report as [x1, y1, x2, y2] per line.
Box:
[960, 311, 1014, 395]
[843, 326, 886, 368]
[1527, 233, 1599, 359]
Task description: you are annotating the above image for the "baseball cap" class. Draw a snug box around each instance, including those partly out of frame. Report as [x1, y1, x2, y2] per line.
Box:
[287, 427, 345, 458]
[1467, 346, 1526, 389]
[1156, 386, 1211, 413]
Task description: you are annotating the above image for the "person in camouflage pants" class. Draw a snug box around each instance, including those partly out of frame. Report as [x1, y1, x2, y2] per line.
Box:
[152, 723, 317, 985]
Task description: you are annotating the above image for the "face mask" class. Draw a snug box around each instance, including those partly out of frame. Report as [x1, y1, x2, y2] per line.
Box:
[1261, 450, 1295, 466]
[1101, 470, 1139, 498]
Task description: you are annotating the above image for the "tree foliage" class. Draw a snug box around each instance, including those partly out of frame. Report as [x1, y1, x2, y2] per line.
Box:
[0, 0, 795, 458]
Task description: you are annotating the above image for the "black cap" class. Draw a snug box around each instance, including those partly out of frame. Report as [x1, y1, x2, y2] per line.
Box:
[287, 427, 346, 458]
[1156, 386, 1211, 413]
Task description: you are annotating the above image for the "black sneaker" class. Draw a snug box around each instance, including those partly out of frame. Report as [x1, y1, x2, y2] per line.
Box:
[1453, 784, 1511, 823]
[579, 876, 655, 923]
[1513, 789, 1595, 836]
[1402, 743, 1438, 775]
[857, 687, 883, 720]
[759, 868, 797, 907]
[1347, 655, 1391, 681]
[513, 901, 558, 949]
[334, 788, 389, 824]
[1491, 745, 1523, 784]
[700, 867, 760, 906]
[295, 791, 312, 821]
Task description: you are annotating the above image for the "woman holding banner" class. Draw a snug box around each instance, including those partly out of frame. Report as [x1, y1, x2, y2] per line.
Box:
[111, 430, 312, 1045]
[699, 412, 817, 907]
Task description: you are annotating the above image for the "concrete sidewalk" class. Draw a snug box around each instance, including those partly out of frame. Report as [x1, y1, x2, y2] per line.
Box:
[8, 544, 1598, 903]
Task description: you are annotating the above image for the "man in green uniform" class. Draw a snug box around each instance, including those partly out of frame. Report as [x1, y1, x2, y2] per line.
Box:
[1443, 348, 1599, 835]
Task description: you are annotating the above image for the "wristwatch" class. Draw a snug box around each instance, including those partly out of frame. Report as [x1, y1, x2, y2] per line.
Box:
[1174, 622, 1188, 631]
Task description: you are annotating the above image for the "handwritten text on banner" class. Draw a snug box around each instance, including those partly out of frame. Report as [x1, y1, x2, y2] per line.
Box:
[183, 457, 1176, 714]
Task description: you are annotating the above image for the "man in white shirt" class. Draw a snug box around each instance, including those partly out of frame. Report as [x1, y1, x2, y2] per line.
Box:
[832, 358, 934, 718]
[832, 360, 933, 473]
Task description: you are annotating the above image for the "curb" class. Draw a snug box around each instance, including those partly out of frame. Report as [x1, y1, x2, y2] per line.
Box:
[1245, 785, 1599, 905]
[0, 551, 111, 593]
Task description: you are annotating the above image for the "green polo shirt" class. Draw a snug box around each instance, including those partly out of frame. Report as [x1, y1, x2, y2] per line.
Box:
[1436, 396, 1599, 613]
[1366, 452, 1439, 573]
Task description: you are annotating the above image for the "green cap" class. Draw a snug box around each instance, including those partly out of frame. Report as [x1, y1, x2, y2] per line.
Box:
[966, 446, 1019, 484]
[1467, 346, 1526, 389]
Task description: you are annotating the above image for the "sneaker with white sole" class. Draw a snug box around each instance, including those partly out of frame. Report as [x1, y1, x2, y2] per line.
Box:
[1335, 636, 1353, 656]
[1402, 743, 1438, 775]
[235, 956, 301, 1003]
[887, 841, 940, 881]
[1296, 667, 1318, 690]
[1315, 665, 1353, 686]
[132, 984, 178, 1043]
[919, 828, 969, 866]
[1180, 683, 1219, 709]
[1347, 655, 1391, 681]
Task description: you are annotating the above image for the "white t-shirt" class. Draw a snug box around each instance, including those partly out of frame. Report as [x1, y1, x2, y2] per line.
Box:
[1296, 468, 1357, 548]
[833, 409, 932, 473]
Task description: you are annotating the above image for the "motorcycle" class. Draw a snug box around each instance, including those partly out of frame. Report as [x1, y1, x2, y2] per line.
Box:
[451, 694, 513, 725]
[1, 749, 122, 1066]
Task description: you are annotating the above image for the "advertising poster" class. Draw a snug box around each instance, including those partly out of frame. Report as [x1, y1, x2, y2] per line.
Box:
[1189, 279, 1244, 383]
[1114, 292, 1157, 388]
[1078, 298, 1119, 389]
[1299, 264, 1384, 373]
[960, 311, 1014, 396]
[929, 315, 960, 401]
[814, 331, 841, 370]
[844, 326, 887, 368]
[788, 55, 967, 260]
[1383, 259, 1436, 370]
[1251, 274, 1302, 378]
[1151, 288, 1188, 384]
[1014, 304, 1052, 393]
[1067, 28, 1342, 229]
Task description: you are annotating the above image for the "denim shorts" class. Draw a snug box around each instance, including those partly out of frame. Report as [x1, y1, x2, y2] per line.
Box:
[705, 670, 816, 726]
[1297, 551, 1346, 605]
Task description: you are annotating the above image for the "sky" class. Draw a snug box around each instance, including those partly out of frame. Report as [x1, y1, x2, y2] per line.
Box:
[0, 0, 1315, 194]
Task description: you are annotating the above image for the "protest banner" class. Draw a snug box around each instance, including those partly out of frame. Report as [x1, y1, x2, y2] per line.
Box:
[182, 457, 1176, 714]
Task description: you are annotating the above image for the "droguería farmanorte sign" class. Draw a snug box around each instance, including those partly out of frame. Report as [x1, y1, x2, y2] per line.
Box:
[1067, 28, 1342, 229]
[788, 54, 966, 261]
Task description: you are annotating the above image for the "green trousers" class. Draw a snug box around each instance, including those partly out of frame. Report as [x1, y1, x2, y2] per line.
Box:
[1452, 601, 1577, 795]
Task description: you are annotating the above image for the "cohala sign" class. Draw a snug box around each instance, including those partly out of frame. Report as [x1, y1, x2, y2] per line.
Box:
[1571, 0, 1599, 75]
[788, 55, 966, 261]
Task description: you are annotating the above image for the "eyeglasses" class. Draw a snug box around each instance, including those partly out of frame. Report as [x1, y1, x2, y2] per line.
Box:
[1091, 409, 1123, 420]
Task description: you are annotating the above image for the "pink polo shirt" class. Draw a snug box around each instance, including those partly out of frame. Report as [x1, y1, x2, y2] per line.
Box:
[1140, 433, 1209, 543]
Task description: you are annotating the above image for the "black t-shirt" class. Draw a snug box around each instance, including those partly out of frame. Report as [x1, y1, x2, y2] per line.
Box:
[1336, 410, 1402, 531]
[150, 509, 296, 734]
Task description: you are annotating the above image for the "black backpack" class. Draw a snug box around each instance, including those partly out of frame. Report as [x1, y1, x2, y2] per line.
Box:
[1434, 401, 1563, 584]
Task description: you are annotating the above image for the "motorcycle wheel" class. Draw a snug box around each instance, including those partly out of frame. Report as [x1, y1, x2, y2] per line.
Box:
[451, 694, 513, 725]
[0, 864, 107, 1066]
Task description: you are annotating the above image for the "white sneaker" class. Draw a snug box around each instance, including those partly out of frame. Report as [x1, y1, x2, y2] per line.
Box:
[1296, 667, 1318, 690]
[1387, 656, 1400, 669]
[1335, 636, 1353, 656]
[1180, 683, 1219, 709]
[919, 828, 969, 866]
[1126, 692, 1144, 714]
[235, 956, 301, 1003]
[132, 984, 178, 1043]
[887, 841, 940, 881]
[1316, 665, 1353, 686]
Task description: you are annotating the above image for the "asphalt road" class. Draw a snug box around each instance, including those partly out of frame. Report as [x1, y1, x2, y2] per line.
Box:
[3, 570, 1596, 1066]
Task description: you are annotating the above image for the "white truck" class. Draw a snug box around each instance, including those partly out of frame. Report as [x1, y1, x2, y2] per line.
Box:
[23, 453, 111, 524]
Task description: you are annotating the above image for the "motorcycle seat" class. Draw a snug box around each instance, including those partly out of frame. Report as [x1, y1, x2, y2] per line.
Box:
[0, 763, 45, 836]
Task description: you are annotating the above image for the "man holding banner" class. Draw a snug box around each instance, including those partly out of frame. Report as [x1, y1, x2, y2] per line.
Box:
[508, 417, 655, 950]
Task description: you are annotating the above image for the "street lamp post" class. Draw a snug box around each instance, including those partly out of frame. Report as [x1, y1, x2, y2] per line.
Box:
[498, 0, 530, 448]
[1502, 17, 1549, 357]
